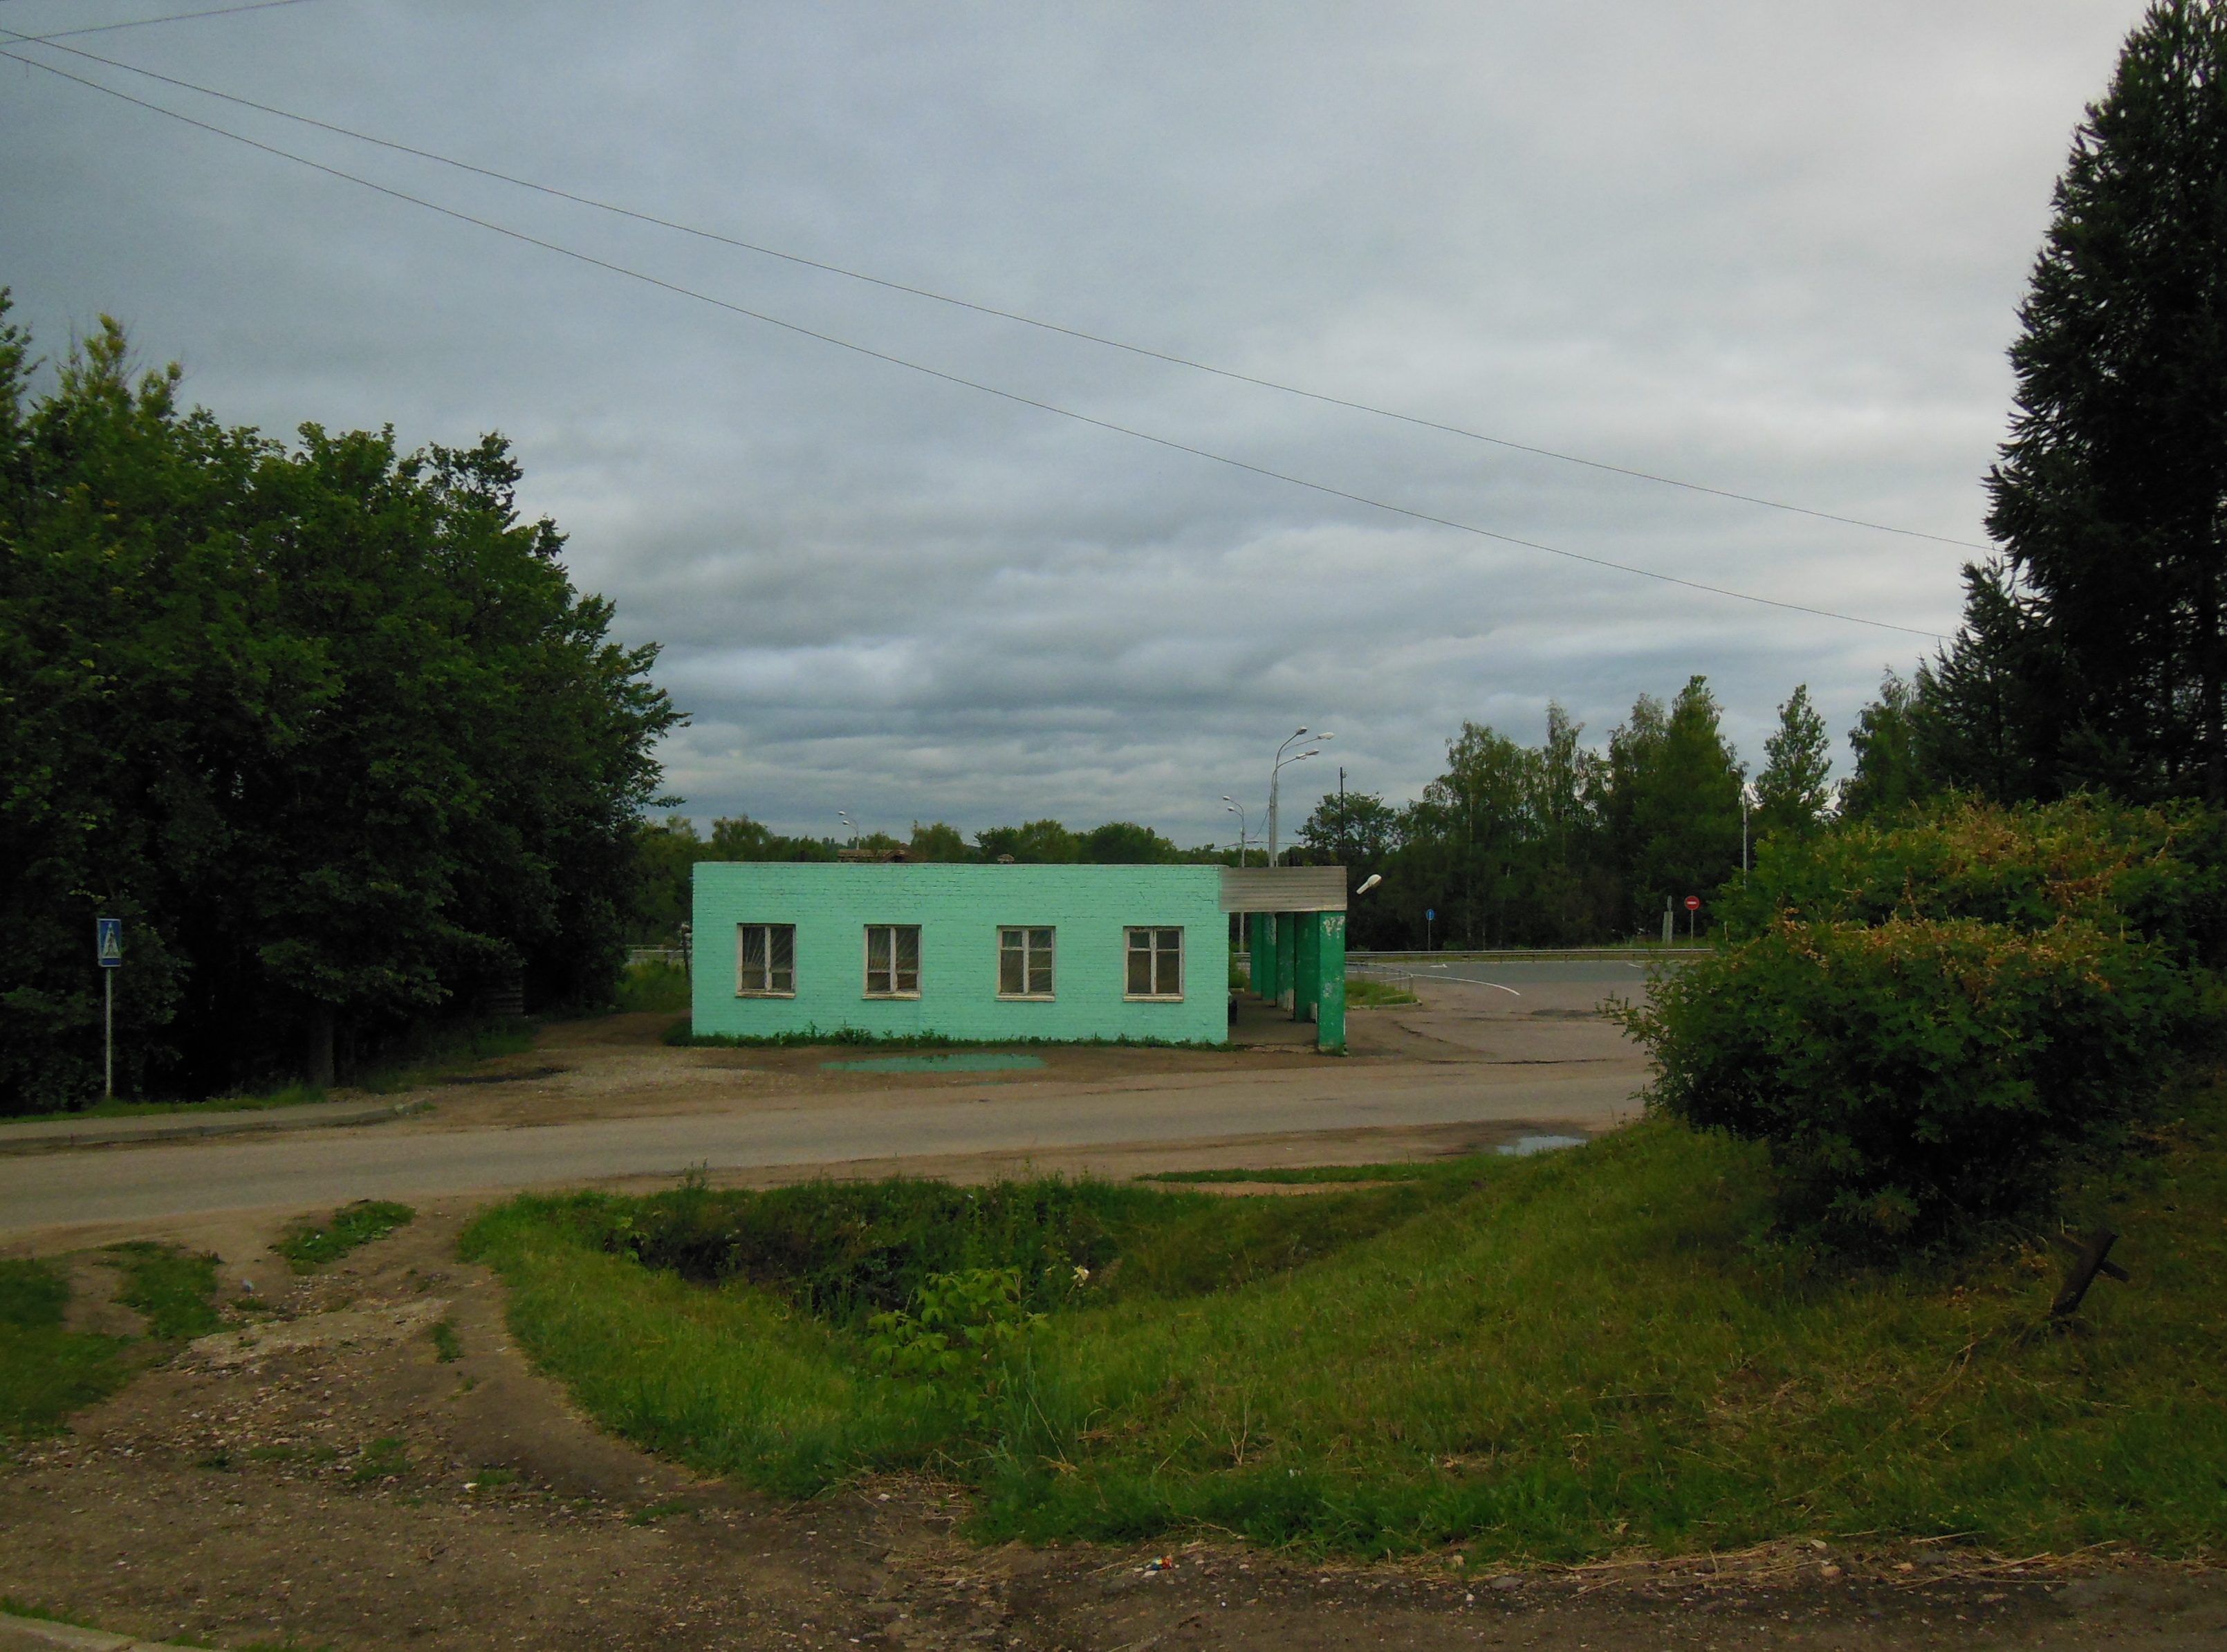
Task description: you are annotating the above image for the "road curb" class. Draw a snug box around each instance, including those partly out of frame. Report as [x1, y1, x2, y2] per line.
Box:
[0, 1098, 431, 1155]
[0, 1610, 210, 1652]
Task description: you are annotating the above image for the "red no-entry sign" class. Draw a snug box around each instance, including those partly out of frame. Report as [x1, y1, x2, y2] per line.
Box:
[1684, 895, 1701, 911]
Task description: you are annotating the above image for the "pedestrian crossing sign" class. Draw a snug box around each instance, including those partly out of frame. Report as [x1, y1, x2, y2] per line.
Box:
[97, 918, 122, 967]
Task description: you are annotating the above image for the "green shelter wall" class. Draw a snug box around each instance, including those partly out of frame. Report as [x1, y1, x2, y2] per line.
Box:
[690, 862, 1228, 1044]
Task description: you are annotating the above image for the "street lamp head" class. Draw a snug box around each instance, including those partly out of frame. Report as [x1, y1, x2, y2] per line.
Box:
[1294, 726, 1307, 736]
[1355, 873, 1383, 896]
[1318, 732, 1336, 741]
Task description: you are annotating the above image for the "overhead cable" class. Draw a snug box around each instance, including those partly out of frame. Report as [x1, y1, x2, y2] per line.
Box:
[3, 0, 322, 41]
[2, 23, 1989, 555]
[3, 48, 1948, 640]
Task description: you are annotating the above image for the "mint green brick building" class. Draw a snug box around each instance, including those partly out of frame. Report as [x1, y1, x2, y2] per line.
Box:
[690, 862, 1232, 1044]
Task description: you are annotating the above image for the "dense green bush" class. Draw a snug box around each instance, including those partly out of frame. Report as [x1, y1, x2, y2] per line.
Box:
[1623, 797, 2221, 1249]
[1720, 795, 2227, 963]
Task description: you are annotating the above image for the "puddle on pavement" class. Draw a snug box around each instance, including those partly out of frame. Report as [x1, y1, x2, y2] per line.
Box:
[818, 1052, 1048, 1074]
[1496, 1133, 1587, 1156]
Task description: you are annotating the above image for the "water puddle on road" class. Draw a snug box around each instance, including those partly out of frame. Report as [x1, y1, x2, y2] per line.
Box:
[1496, 1133, 1587, 1157]
[818, 1052, 1048, 1074]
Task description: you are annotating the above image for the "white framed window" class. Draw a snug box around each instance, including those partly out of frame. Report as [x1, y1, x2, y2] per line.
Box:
[737, 923, 795, 996]
[999, 927, 1055, 999]
[864, 925, 922, 997]
[1125, 927, 1184, 999]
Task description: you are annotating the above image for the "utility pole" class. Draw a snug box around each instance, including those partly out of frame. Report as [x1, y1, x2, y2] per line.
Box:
[1337, 766, 1346, 864]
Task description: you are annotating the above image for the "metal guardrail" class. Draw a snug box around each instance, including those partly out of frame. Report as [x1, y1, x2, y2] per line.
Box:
[1348, 947, 1709, 962]
[625, 947, 689, 968]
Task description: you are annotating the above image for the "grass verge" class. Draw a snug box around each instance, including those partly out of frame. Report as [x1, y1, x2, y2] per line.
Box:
[1344, 977, 1419, 1008]
[0, 1260, 133, 1438]
[107, 1243, 223, 1339]
[0, 1084, 330, 1126]
[276, 1201, 416, 1272]
[463, 1084, 2227, 1562]
[1137, 1162, 1463, 1185]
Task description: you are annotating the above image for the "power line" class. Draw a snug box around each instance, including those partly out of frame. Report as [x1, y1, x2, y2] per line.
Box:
[1, 23, 1990, 555]
[2, 0, 320, 40]
[4, 48, 1950, 641]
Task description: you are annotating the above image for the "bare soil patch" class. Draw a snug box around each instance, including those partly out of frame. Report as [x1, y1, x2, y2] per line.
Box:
[3, 1206, 2219, 1652]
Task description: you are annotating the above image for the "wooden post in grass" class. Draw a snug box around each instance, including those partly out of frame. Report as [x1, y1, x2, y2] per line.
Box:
[2050, 1226, 2130, 1318]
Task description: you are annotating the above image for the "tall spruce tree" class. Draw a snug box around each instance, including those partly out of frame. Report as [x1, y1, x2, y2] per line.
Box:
[1983, 0, 2227, 802]
[1754, 685, 1834, 839]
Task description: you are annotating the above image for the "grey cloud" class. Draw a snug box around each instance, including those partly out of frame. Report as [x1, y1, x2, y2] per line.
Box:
[0, 0, 2152, 844]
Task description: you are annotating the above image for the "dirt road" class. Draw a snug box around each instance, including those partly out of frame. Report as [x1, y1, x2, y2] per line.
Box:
[0, 980, 1645, 1245]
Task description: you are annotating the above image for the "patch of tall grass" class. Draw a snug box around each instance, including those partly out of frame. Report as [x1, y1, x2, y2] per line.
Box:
[355, 1018, 539, 1095]
[462, 1090, 2227, 1560]
[107, 1242, 223, 1339]
[276, 1201, 417, 1272]
[616, 959, 691, 1014]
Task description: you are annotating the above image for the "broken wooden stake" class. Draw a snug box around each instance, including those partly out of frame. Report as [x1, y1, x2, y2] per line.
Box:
[2049, 1225, 2129, 1317]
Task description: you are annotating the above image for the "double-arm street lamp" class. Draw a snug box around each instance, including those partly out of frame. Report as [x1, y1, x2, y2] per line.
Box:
[1266, 726, 1333, 867]
[1222, 797, 1253, 867]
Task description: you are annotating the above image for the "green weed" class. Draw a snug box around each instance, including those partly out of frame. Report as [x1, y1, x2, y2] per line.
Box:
[616, 959, 691, 1014]
[0, 1597, 91, 1627]
[627, 1498, 692, 1525]
[275, 1201, 416, 1272]
[349, 1437, 409, 1485]
[1344, 976, 1419, 1008]
[429, 1319, 463, 1363]
[867, 1267, 1048, 1425]
[107, 1242, 223, 1339]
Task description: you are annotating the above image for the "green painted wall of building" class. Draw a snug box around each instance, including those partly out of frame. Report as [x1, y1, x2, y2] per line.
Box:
[691, 862, 1229, 1044]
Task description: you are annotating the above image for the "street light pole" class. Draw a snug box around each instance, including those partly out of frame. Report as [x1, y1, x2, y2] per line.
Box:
[1266, 727, 1332, 866]
[1222, 798, 1252, 867]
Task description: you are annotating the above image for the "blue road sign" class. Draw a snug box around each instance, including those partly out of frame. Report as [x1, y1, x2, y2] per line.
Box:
[1425, 908, 1435, 921]
[97, 918, 122, 967]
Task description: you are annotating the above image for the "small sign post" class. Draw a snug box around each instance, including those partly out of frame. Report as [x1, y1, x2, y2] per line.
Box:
[1683, 894, 1701, 943]
[96, 918, 123, 1099]
[1425, 907, 1434, 952]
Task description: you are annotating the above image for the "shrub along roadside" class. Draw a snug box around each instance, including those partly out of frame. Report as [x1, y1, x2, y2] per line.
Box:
[1620, 913, 2194, 1248]
[1623, 796, 2225, 1252]
[460, 1100, 2227, 1560]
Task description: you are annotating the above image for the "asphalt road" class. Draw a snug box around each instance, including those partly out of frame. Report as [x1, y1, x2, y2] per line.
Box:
[0, 1061, 1637, 1237]
[1364, 958, 1685, 993]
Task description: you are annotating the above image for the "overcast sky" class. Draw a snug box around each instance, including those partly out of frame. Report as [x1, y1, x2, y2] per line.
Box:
[0, 1, 2150, 846]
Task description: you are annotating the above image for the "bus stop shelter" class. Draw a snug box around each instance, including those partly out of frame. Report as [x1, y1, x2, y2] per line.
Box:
[1220, 866, 1347, 1053]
